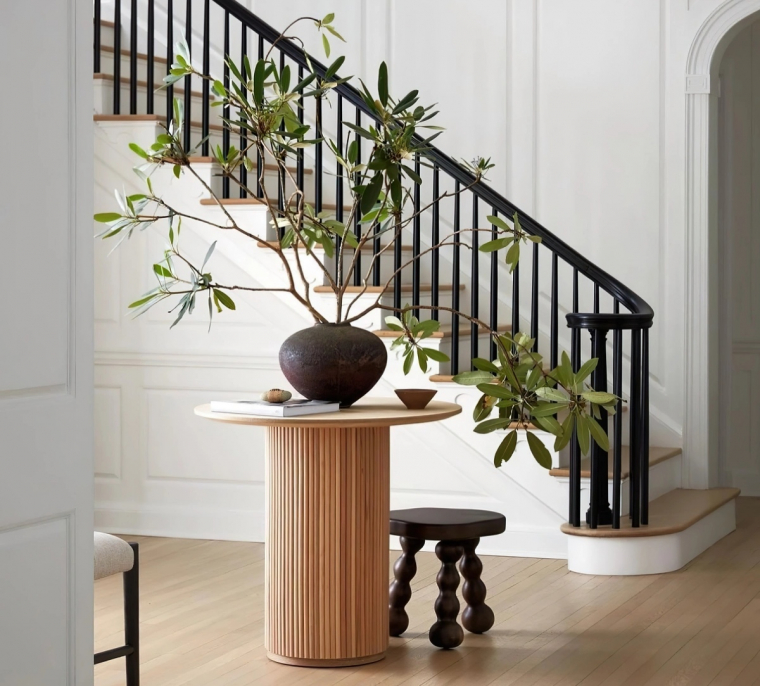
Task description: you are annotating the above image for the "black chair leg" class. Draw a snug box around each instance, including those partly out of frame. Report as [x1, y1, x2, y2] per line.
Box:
[389, 536, 424, 636]
[124, 542, 140, 686]
[429, 540, 464, 649]
[459, 538, 495, 633]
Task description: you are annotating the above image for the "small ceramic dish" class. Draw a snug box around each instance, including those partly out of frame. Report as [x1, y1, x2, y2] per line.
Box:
[394, 389, 438, 410]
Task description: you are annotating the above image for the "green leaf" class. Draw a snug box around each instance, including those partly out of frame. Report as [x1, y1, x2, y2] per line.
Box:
[527, 432, 553, 469]
[575, 358, 599, 386]
[385, 315, 404, 331]
[361, 173, 383, 216]
[474, 418, 512, 434]
[403, 349, 414, 375]
[416, 347, 428, 373]
[378, 61, 388, 107]
[494, 430, 518, 467]
[128, 293, 158, 309]
[533, 415, 562, 436]
[588, 416, 610, 452]
[325, 24, 345, 42]
[480, 237, 513, 253]
[153, 263, 173, 278]
[472, 358, 500, 373]
[322, 33, 331, 58]
[554, 412, 575, 452]
[453, 370, 495, 386]
[129, 142, 149, 159]
[173, 164, 181, 179]
[253, 59, 266, 106]
[535, 387, 568, 403]
[582, 391, 618, 405]
[423, 348, 450, 363]
[213, 289, 236, 311]
[476, 383, 512, 399]
[531, 402, 568, 417]
[347, 140, 358, 164]
[324, 55, 345, 81]
[94, 212, 122, 223]
[322, 12, 335, 24]
[473, 394, 496, 422]
[201, 240, 217, 271]
[487, 214, 511, 232]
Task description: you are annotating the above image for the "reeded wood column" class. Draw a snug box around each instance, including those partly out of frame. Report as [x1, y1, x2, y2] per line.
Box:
[265, 425, 391, 667]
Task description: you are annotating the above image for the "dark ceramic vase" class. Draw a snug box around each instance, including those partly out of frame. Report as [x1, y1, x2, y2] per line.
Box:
[279, 323, 388, 407]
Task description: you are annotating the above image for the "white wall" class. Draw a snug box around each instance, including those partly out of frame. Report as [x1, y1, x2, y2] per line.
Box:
[94, 0, 750, 550]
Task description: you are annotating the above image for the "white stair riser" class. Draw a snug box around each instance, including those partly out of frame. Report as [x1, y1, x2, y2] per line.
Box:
[98, 51, 169, 85]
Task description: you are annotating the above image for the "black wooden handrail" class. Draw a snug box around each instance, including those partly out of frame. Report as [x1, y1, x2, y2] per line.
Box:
[209, 0, 654, 330]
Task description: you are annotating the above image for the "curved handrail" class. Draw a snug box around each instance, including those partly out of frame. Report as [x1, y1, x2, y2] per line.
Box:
[212, 0, 653, 331]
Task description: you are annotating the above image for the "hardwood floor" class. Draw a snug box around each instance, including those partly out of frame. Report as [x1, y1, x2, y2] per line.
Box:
[95, 497, 760, 685]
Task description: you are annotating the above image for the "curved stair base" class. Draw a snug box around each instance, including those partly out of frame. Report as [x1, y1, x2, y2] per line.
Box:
[563, 488, 740, 575]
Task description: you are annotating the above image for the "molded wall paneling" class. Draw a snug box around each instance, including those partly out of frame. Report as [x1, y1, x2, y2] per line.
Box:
[95, 387, 122, 479]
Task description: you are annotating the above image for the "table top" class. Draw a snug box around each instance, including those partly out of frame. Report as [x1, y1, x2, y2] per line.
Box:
[194, 397, 462, 428]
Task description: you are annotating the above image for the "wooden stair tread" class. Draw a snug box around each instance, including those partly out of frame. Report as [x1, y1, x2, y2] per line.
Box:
[560, 488, 740, 538]
[314, 284, 464, 294]
[373, 324, 511, 340]
[548, 445, 681, 480]
[99, 44, 170, 65]
[94, 72, 206, 98]
[256, 240, 413, 252]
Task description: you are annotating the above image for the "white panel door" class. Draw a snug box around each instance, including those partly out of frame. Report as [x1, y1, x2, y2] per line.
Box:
[721, 20, 760, 496]
[0, 0, 94, 684]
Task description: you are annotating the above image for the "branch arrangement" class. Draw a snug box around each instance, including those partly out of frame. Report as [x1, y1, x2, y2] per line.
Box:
[94, 13, 620, 469]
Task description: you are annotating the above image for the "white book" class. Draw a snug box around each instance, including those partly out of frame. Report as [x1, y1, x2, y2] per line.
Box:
[210, 399, 341, 417]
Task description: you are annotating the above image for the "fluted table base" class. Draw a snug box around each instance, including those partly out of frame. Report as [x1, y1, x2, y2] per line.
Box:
[265, 425, 390, 667]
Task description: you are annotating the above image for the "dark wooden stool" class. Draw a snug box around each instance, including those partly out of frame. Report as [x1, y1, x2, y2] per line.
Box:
[388, 507, 506, 649]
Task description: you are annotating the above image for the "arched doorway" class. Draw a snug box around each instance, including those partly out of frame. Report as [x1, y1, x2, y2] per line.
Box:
[684, 0, 760, 490]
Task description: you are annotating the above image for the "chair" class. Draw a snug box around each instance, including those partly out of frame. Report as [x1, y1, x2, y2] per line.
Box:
[388, 508, 506, 649]
[94, 533, 139, 685]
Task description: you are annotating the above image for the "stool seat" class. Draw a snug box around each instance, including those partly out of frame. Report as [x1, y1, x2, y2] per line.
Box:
[390, 507, 506, 541]
[94, 532, 135, 581]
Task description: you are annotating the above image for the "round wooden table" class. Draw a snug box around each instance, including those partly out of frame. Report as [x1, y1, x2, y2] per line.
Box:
[195, 398, 462, 667]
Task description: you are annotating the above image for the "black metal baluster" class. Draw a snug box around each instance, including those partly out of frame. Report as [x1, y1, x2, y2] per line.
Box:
[278, 51, 286, 223]
[183, 0, 192, 152]
[451, 181, 461, 375]
[200, 0, 210, 155]
[297, 65, 305, 196]
[352, 109, 362, 286]
[221, 11, 230, 198]
[94, 0, 102, 73]
[490, 208, 499, 360]
[471, 196, 479, 363]
[431, 166, 440, 320]
[612, 327, 623, 529]
[587, 328, 612, 528]
[165, 0, 173, 126]
[113, 0, 121, 114]
[393, 198, 402, 313]
[315, 96, 323, 213]
[629, 329, 642, 528]
[335, 95, 344, 282]
[373, 219, 381, 288]
[238, 26, 247, 197]
[594, 284, 600, 314]
[129, 0, 137, 114]
[641, 328, 650, 525]
[256, 35, 264, 198]
[412, 154, 421, 319]
[511, 238, 520, 347]
[530, 242, 539, 343]
[146, 0, 155, 114]
[569, 326, 581, 527]
[550, 253, 558, 369]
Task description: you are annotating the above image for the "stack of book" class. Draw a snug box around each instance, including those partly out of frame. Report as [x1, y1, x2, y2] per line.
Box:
[210, 399, 340, 417]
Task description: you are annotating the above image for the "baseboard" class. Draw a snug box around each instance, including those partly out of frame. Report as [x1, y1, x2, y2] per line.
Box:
[566, 499, 736, 575]
[95, 503, 266, 542]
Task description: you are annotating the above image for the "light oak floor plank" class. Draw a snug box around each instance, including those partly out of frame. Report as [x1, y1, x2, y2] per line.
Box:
[96, 497, 760, 686]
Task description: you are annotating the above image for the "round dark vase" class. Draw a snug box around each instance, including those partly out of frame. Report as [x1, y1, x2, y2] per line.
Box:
[279, 323, 388, 407]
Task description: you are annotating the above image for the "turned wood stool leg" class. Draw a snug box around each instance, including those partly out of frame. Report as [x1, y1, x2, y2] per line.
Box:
[429, 541, 464, 649]
[459, 538, 495, 633]
[389, 536, 424, 636]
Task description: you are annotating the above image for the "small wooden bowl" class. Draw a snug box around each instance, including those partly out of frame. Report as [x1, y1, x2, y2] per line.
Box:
[394, 389, 438, 410]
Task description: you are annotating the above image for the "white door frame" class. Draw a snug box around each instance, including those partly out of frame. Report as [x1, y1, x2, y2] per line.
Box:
[685, 0, 760, 489]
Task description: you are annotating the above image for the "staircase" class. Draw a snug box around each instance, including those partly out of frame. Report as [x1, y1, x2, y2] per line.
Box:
[92, 0, 739, 573]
